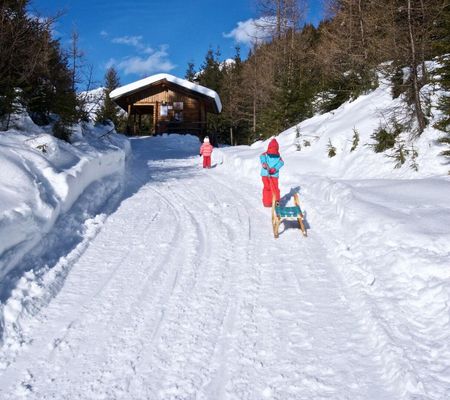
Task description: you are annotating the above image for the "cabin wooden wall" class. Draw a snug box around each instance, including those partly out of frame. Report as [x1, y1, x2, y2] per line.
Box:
[135, 89, 201, 123]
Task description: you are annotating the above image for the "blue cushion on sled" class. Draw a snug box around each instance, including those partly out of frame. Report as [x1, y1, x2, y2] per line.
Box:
[275, 205, 301, 218]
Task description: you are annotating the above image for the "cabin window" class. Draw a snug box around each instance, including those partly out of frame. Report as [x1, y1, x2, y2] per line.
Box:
[160, 104, 168, 116]
[173, 102, 183, 111]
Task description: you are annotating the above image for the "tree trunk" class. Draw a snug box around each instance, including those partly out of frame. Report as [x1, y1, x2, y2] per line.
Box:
[276, 0, 281, 39]
[357, 0, 368, 61]
[253, 96, 257, 134]
[407, 0, 426, 134]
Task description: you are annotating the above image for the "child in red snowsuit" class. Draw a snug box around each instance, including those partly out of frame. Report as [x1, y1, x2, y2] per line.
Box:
[260, 138, 284, 207]
[200, 136, 213, 168]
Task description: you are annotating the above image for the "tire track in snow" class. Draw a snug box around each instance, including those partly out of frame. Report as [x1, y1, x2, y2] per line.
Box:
[0, 179, 198, 398]
[0, 140, 400, 399]
[170, 175, 252, 400]
[72, 182, 195, 398]
[128, 176, 245, 399]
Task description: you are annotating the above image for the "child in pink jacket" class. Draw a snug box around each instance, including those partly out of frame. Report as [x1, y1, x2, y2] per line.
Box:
[200, 136, 213, 168]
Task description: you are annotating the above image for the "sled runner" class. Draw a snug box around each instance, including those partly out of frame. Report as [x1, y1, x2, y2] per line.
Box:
[271, 193, 307, 238]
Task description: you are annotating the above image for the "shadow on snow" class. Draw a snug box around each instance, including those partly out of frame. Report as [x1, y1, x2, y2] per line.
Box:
[0, 136, 201, 342]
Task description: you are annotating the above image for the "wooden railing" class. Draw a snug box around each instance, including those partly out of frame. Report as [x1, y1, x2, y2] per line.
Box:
[157, 121, 207, 134]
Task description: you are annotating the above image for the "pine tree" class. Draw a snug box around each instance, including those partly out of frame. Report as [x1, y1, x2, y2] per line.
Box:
[96, 67, 121, 127]
[196, 47, 226, 138]
[185, 62, 197, 82]
[0, 0, 47, 126]
[197, 47, 223, 93]
[434, 2, 450, 133]
[35, 39, 77, 125]
[385, 0, 444, 134]
[220, 47, 253, 145]
[0, 1, 78, 133]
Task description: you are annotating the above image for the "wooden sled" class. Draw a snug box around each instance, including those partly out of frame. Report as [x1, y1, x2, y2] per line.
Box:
[271, 193, 307, 239]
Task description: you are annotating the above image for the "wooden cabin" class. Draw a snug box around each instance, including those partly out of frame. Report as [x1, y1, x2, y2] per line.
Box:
[109, 73, 222, 136]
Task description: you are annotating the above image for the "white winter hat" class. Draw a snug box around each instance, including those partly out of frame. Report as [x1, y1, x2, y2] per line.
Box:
[203, 136, 210, 143]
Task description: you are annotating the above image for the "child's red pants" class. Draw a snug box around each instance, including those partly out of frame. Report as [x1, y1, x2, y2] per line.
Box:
[262, 176, 280, 207]
[203, 155, 211, 168]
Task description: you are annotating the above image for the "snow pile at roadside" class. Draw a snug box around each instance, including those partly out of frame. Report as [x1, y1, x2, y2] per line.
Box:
[0, 113, 130, 302]
[215, 80, 450, 398]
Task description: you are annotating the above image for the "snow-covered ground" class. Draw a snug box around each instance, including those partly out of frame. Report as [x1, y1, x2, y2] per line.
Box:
[0, 77, 449, 399]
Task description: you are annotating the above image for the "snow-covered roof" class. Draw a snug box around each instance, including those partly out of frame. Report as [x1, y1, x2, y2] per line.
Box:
[109, 73, 222, 112]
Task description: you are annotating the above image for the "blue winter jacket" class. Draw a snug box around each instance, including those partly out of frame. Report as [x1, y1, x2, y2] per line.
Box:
[260, 153, 284, 178]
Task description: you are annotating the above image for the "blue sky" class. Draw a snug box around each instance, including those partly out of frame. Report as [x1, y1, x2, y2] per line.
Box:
[30, 0, 323, 88]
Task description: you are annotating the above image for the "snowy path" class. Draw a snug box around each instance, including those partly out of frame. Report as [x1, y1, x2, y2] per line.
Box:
[0, 137, 400, 399]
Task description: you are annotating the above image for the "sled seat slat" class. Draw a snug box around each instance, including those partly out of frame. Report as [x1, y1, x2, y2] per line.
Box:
[275, 205, 301, 218]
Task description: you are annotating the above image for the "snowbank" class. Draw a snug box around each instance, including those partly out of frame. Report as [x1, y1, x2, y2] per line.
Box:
[0, 114, 130, 287]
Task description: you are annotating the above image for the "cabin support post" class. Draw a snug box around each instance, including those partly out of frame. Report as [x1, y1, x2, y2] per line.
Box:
[200, 102, 206, 136]
[153, 103, 157, 134]
[127, 104, 132, 135]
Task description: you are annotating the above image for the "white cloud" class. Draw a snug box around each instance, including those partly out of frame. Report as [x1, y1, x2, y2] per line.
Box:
[116, 46, 175, 76]
[110, 34, 175, 76]
[112, 35, 143, 48]
[100, 30, 108, 37]
[105, 58, 117, 70]
[223, 17, 275, 46]
[112, 35, 154, 54]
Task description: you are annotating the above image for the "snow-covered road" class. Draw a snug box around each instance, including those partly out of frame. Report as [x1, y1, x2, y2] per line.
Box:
[0, 136, 441, 399]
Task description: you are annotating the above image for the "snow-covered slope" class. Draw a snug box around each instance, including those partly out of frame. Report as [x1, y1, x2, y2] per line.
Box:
[219, 78, 447, 180]
[214, 77, 450, 398]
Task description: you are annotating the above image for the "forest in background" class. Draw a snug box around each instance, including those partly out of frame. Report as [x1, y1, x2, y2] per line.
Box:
[190, 0, 449, 153]
[1, 0, 449, 156]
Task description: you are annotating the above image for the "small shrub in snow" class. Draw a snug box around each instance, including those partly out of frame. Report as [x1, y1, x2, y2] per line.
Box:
[391, 144, 406, 168]
[303, 140, 311, 147]
[372, 127, 395, 152]
[295, 126, 302, 151]
[437, 134, 450, 167]
[391, 67, 406, 99]
[434, 118, 450, 133]
[409, 145, 419, 171]
[387, 142, 419, 170]
[371, 119, 404, 153]
[350, 128, 360, 152]
[327, 139, 337, 158]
